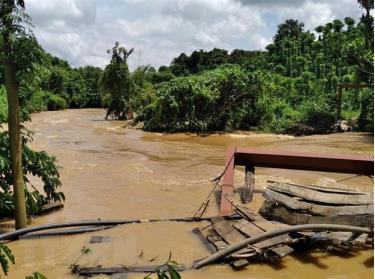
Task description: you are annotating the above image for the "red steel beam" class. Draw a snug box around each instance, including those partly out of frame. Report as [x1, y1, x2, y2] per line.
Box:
[219, 147, 373, 216]
[234, 148, 373, 175]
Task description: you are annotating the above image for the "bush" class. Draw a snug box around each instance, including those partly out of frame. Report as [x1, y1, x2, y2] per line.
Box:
[26, 91, 67, 113]
[258, 98, 300, 132]
[140, 65, 257, 131]
[45, 93, 67, 110]
[25, 90, 48, 113]
[300, 100, 336, 132]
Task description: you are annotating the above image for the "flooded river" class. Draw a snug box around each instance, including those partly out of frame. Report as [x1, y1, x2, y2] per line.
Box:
[7, 109, 374, 278]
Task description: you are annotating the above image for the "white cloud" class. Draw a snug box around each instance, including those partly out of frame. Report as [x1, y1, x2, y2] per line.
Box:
[25, 0, 364, 69]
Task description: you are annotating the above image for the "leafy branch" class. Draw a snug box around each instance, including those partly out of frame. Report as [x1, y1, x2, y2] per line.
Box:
[144, 252, 182, 279]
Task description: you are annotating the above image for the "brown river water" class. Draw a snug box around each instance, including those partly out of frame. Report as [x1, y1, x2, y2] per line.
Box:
[6, 109, 374, 278]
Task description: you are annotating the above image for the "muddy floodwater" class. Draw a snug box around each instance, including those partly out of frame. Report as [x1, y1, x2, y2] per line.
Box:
[7, 109, 374, 278]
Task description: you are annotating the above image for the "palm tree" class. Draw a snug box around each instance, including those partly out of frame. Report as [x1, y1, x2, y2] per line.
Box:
[358, 0, 374, 17]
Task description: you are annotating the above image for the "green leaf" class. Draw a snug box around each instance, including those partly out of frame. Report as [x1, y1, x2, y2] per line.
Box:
[156, 270, 168, 279]
[0, 243, 15, 275]
[25, 272, 48, 279]
[168, 265, 181, 279]
[0, 254, 9, 275]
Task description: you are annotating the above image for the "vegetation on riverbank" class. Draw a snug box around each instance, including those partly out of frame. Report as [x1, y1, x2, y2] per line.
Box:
[134, 7, 373, 133]
[0, 2, 372, 135]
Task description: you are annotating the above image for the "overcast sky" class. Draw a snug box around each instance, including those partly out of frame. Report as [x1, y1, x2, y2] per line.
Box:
[26, 0, 364, 70]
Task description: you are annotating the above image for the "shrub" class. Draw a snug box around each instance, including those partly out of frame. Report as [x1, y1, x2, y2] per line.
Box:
[45, 93, 67, 110]
[258, 98, 300, 132]
[140, 65, 257, 131]
[26, 91, 67, 113]
[300, 100, 336, 132]
[25, 90, 48, 113]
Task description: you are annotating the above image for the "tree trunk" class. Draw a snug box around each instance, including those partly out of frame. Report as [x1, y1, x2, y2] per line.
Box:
[4, 53, 27, 229]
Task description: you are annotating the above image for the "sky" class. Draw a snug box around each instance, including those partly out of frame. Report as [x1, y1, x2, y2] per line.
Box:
[26, 0, 365, 70]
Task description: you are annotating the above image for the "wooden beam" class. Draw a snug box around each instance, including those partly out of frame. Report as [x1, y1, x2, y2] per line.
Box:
[241, 165, 255, 203]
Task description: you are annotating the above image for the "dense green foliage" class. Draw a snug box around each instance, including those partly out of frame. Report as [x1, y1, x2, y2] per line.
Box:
[138, 65, 257, 131]
[0, 129, 64, 218]
[40, 54, 103, 108]
[0, 3, 369, 134]
[134, 8, 373, 133]
[0, 53, 104, 122]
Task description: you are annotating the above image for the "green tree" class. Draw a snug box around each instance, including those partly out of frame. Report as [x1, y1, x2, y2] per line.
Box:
[358, 0, 374, 49]
[0, 0, 36, 229]
[274, 19, 304, 45]
[333, 19, 345, 32]
[139, 65, 257, 131]
[78, 66, 103, 107]
[344, 17, 356, 30]
[102, 42, 134, 120]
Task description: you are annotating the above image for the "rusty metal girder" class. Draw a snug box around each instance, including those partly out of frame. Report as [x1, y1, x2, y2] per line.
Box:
[219, 147, 374, 216]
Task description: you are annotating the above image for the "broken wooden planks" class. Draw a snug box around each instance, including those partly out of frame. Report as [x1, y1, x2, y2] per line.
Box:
[263, 187, 374, 216]
[194, 212, 373, 269]
[193, 226, 228, 253]
[233, 219, 294, 258]
[260, 200, 373, 227]
[211, 217, 253, 254]
[194, 214, 297, 268]
[193, 224, 252, 268]
[268, 182, 373, 205]
[260, 181, 373, 229]
[211, 217, 254, 268]
[233, 209, 296, 259]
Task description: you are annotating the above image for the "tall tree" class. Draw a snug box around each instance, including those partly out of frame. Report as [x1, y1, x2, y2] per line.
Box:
[0, 0, 27, 228]
[0, 0, 42, 228]
[102, 42, 134, 120]
[358, 0, 374, 48]
[274, 19, 304, 45]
